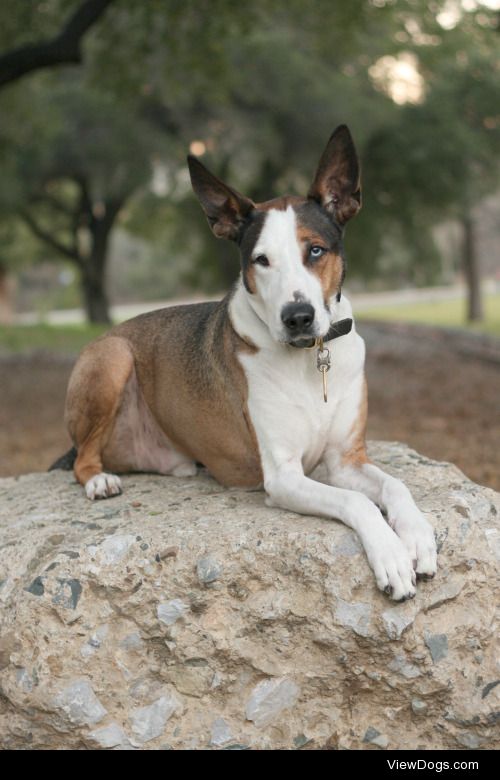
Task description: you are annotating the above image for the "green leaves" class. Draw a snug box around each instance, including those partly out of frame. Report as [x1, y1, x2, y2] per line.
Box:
[0, 0, 498, 294]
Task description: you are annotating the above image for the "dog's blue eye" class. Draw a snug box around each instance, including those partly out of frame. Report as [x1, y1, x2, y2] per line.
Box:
[253, 255, 270, 267]
[309, 246, 326, 260]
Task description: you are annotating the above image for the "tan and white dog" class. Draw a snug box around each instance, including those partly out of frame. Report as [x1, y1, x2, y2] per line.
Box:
[56, 125, 437, 601]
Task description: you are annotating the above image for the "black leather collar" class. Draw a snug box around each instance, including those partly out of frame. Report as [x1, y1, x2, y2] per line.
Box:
[288, 317, 353, 349]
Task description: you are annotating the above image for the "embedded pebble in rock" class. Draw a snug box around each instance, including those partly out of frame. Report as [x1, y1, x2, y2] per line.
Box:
[157, 599, 188, 626]
[331, 532, 363, 558]
[424, 632, 449, 663]
[246, 678, 300, 728]
[334, 599, 372, 637]
[363, 726, 381, 742]
[16, 668, 33, 692]
[484, 528, 500, 560]
[371, 733, 389, 749]
[411, 699, 428, 716]
[120, 632, 143, 651]
[0, 442, 499, 750]
[98, 534, 136, 565]
[294, 733, 313, 748]
[196, 556, 222, 584]
[388, 654, 421, 679]
[81, 624, 109, 659]
[424, 578, 464, 611]
[52, 578, 82, 610]
[481, 680, 500, 699]
[53, 679, 107, 726]
[362, 727, 389, 748]
[129, 695, 180, 744]
[210, 717, 233, 746]
[26, 576, 45, 596]
[457, 732, 481, 750]
[381, 606, 416, 640]
[88, 722, 132, 749]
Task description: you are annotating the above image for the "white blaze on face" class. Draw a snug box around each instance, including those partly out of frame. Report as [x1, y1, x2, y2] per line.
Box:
[247, 206, 331, 342]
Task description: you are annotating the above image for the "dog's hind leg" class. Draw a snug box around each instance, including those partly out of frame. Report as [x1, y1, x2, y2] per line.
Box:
[65, 336, 134, 500]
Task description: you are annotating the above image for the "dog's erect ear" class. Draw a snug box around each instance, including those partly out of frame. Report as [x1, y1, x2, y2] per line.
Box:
[308, 125, 361, 225]
[187, 155, 255, 241]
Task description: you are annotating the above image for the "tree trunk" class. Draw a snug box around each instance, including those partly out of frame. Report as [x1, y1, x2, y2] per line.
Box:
[19, 186, 123, 324]
[0, 261, 15, 324]
[79, 205, 120, 325]
[81, 264, 111, 324]
[462, 211, 483, 322]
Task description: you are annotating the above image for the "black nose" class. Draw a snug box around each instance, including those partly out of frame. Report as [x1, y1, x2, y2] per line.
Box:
[281, 302, 315, 334]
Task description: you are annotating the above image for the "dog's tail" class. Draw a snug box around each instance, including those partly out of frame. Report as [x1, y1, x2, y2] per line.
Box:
[49, 446, 77, 471]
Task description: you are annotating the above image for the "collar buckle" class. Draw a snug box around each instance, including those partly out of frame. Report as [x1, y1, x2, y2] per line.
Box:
[302, 337, 321, 350]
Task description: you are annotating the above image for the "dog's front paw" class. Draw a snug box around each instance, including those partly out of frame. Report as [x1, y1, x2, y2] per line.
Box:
[366, 529, 417, 601]
[392, 512, 437, 581]
[85, 472, 122, 500]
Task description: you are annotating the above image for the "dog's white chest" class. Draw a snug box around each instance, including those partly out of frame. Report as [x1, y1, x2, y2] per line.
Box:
[238, 330, 365, 475]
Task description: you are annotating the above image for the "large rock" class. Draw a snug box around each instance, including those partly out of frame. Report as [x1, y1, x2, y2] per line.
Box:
[0, 442, 498, 750]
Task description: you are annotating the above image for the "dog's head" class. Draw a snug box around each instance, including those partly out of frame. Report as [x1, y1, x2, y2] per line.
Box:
[188, 125, 361, 346]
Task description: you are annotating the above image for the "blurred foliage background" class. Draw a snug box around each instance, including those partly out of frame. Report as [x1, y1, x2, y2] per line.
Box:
[1, 0, 499, 489]
[0, 0, 499, 325]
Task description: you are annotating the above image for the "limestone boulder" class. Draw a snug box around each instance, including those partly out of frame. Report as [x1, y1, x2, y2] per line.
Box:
[0, 442, 498, 750]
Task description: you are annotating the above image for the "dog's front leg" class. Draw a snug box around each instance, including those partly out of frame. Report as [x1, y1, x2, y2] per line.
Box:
[264, 463, 416, 601]
[324, 455, 437, 580]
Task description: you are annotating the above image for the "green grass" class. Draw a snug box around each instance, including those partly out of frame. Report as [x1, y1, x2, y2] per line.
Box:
[0, 323, 109, 354]
[357, 293, 500, 337]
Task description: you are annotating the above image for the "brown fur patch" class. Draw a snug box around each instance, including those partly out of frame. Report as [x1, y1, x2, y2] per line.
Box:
[296, 224, 343, 304]
[66, 336, 134, 485]
[341, 378, 369, 467]
[65, 297, 263, 489]
[243, 261, 257, 295]
[314, 252, 344, 304]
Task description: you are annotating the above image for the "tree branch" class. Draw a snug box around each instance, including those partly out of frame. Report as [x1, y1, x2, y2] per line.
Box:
[30, 191, 78, 219]
[74, 174, 93, 220]
[103, 196, 125, 223]
[19, 209, 81, 265]
[0, 0, 115, 88]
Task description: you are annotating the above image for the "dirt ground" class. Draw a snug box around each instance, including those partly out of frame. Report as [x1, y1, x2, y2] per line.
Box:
[0, 321, 499, 491]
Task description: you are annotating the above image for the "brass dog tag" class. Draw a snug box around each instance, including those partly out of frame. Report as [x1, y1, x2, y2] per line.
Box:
[316, 340, 331, 403]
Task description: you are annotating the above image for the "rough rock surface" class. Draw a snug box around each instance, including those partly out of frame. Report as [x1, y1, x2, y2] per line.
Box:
[0, 442, 498, 750]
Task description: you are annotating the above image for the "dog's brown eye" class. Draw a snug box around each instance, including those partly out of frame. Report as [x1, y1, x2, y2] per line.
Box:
[253, 255, 270, 267]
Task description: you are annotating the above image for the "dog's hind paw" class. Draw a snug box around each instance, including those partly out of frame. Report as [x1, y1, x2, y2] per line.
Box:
[85, 473, 122, 500]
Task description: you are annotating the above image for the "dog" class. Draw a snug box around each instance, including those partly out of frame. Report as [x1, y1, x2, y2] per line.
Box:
[55, 124, 437, 601]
